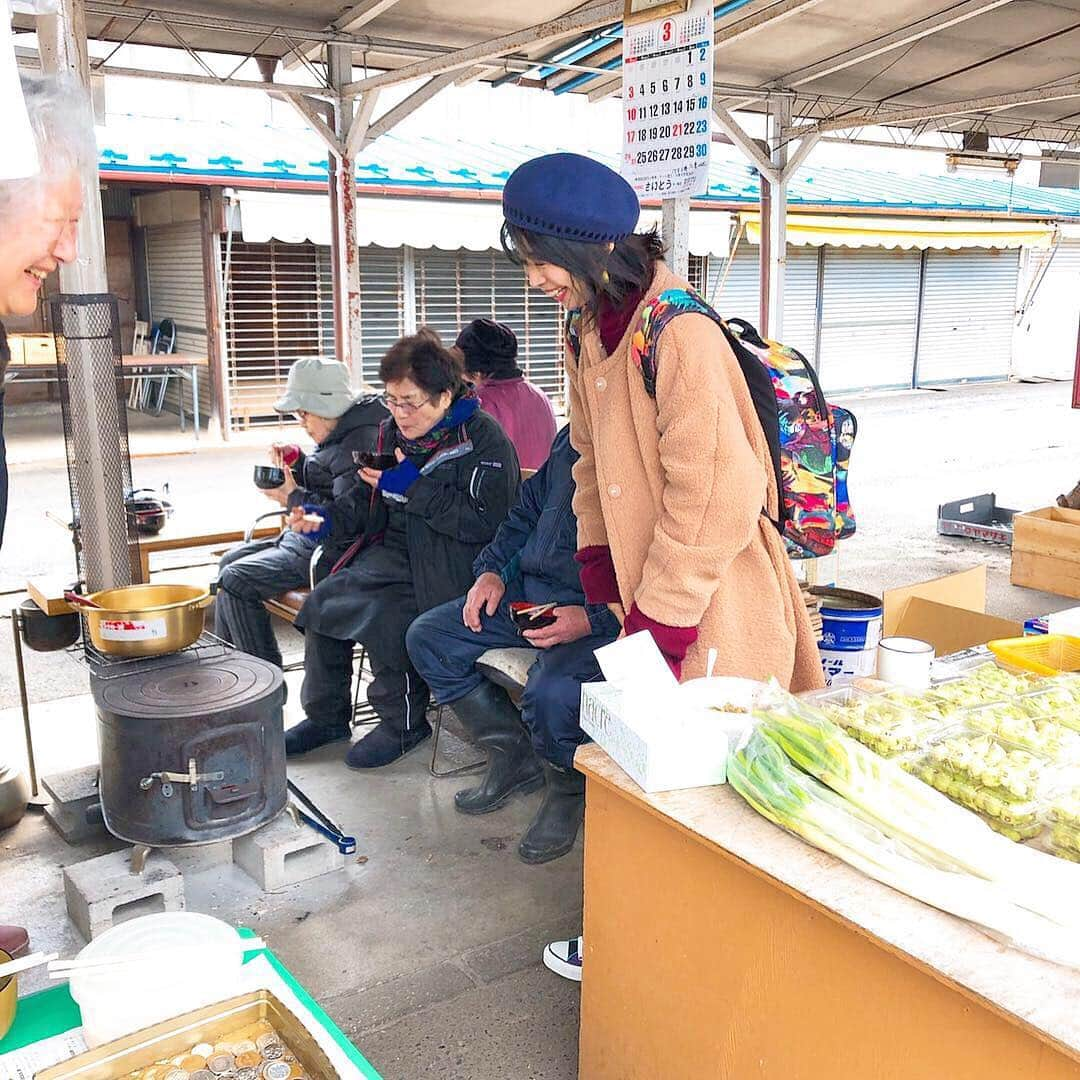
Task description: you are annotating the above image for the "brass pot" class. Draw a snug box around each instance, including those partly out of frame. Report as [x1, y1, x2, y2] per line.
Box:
[82, 584, 213, 658]
[0, 948, 16, 1041]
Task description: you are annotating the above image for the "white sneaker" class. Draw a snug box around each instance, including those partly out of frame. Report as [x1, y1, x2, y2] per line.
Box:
[542, 935, 583, 982]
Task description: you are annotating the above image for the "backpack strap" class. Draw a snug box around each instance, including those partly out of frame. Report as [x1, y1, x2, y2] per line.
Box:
[564, 309, 582, 365]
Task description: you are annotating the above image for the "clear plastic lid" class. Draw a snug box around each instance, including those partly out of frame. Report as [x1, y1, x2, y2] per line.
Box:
[907, 754, 1042, 825]
[919, 731, 1051, 802]
[960, 700, 1080, 765]
[805, 685, 933, 757]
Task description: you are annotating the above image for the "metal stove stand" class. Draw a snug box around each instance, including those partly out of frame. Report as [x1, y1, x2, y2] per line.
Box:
[80, 631, 234, 680]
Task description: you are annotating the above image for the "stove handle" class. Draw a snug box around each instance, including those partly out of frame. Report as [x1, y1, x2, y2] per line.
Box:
[207, 781, 259, 805]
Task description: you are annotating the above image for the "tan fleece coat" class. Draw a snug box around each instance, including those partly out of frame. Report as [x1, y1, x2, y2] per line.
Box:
[566, 263, 824, 692]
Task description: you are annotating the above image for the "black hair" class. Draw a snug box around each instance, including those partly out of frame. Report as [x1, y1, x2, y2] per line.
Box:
[500, 222, 665, 316]
[380, 327, 465, 398]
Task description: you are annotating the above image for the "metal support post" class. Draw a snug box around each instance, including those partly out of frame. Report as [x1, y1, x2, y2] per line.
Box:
[39, 0, 128, 592]
[766, 97, 791, 341]
[11, 610, 46, 808]
[402, 247, 417, 334]
[328, 44, 362, 377]
[662, 197, 691, 280]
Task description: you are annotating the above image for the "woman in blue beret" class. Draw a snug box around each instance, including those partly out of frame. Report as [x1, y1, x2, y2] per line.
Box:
[500, 151, 822, 984]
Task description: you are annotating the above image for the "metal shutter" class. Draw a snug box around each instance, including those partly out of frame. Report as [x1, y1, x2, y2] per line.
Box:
[223, 239, 333, 429]
[697, 246, 819, 365]
[357, 246, 406, 384]
[818, 248, 921, 392]
[1013, 239, 1080, 380]
[146, 222, 207, 353]
[917, 249, 1020, 385]
[415, 249, 565, 408]
[145, 222, 211, 419]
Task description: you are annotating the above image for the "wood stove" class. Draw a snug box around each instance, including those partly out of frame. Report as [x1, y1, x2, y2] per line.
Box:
[90, 638, 286, 847]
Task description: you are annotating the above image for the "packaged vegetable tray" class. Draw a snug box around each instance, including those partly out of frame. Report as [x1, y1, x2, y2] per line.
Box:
[961, 700, 1080, 765]
[804, 685, 935, 758]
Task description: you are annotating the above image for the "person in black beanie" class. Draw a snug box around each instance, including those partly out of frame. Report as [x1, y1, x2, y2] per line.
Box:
[455, 318, 556, 471]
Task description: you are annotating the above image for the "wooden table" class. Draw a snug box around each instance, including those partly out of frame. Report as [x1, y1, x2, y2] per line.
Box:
[6, 354, 208, 438]
[575, 742, 1080, 1080]
[135, 518, 281, 583]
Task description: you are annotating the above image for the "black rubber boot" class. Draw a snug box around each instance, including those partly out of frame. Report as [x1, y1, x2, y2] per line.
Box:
[284, 717, 350, 757]
[518, 761, 586, 864]
[451, 681, 543, 814]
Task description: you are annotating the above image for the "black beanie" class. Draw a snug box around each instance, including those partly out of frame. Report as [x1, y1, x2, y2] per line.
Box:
[455, 319, 519, 378]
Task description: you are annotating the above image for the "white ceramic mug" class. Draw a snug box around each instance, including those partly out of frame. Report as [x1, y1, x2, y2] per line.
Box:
[877, 637, 935, 689]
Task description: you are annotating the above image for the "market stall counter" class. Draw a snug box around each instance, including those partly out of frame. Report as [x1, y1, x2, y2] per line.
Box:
[575, 741, 1080, 1080]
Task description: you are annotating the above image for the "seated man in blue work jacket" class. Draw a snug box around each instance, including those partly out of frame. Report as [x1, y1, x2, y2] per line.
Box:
[407, 426, 620, 865]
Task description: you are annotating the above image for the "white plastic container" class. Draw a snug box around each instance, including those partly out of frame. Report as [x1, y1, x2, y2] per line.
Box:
[69, 912, 244, 1047]
[877, 636, 935, 690]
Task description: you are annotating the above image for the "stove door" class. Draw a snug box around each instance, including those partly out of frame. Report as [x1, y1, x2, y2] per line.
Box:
[180, 722, 267, 831]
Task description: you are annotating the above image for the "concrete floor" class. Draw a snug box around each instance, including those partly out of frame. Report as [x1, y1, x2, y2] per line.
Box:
[1, 379, 1079, 1078]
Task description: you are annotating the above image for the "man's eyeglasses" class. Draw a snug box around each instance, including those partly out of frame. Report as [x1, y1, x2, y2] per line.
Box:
[380, 393, 433, 414]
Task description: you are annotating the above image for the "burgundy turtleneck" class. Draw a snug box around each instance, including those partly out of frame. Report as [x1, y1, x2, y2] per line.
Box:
[596, 287, 646, 355]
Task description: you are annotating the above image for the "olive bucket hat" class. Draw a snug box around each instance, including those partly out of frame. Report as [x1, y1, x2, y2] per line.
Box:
[273, 356, 355, 418]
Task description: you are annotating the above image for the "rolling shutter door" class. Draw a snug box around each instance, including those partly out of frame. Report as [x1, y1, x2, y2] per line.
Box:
[223, 240, 333, 428]
[695, 246, 819, 365]
[916, 249, 1020, 385]
[1013, 239, 1080, 379]
[356, 247, 406, 383]
[818, 248, 920, 392]
[415, 249, 565, 407]
[145, 222, 211, 419]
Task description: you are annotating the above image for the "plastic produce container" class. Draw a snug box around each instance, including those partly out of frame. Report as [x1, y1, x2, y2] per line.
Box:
[69, 912, 246, 1047]
[962, 700, 1080, 764]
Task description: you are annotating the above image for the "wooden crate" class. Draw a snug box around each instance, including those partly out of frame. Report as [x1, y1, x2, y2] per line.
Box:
[1011, 506, 1080, 599]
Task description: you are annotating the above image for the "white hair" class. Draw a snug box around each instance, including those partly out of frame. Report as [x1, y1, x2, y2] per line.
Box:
[0, 72, 96, 225]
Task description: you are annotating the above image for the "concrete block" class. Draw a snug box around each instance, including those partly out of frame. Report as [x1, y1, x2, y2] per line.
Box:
[44, 798, 106, 845]
[41, 765, 100, 805]
[232, 814, 344, 893]
[63, 849, 184, 941]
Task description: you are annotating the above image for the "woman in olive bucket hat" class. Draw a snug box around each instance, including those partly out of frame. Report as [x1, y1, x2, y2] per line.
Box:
[500, 152, 823, 982]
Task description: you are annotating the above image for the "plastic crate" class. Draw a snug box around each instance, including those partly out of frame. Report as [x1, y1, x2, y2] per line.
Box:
[988, 635, 1080, 676]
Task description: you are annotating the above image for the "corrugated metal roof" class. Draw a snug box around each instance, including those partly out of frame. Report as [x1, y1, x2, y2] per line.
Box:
[97, 114, 1080, 218]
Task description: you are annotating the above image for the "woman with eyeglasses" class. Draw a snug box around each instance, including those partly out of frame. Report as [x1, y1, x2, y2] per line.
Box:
[214, 356, 387, 669]
[285, 328, 520, 768]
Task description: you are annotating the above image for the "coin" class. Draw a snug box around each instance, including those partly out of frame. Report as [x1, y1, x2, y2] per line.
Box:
[254, 1034, 277, 1051]
[163, 1070, 188, 1080]
[236, 1052, 261, 1068]
[260, 1043, 284, 1061]
[189, 1072, 215, 1080]
[233, 1040, 257, 1055]
[261, 1063, 291, 1080]
[181, 1057, 207, 1072]
[207, 1053, 235, 1075]
[192, 1045, 215, 1059]
[237, 1069, 261, 1080]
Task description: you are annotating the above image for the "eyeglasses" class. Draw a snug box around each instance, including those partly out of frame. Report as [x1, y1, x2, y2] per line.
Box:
[293, 410, 309, 421]
[380, 393, 434, 414]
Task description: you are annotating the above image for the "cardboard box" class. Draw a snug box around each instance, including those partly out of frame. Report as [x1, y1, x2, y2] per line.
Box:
[1011, 506, 1080, 599]
[4, 335, 23, 365]
[15, 332, 57, 366]
[883, 565, 1022, 656]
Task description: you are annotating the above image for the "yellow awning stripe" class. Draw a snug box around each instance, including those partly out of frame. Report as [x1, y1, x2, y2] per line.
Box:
[740, 213, 1055, 251]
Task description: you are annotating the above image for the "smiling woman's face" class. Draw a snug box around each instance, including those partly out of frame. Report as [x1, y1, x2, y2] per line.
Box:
[0, 172, 83, 318]
[522, 260, 583, 309]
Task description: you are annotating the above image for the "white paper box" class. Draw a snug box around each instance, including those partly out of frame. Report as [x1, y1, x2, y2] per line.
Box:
[580, 680, 743, 793]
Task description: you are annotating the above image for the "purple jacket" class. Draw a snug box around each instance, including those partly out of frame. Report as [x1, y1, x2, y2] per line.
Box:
[476, 374, 557, 471]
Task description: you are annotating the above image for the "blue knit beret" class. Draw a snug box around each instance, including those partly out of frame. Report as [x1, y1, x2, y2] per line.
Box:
[502, 153, 640, 244]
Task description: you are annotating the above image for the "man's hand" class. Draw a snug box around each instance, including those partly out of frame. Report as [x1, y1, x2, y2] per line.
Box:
[287, 506, 324, 534]
[523, 605, 591, 649]
[463, 572, 505, 632]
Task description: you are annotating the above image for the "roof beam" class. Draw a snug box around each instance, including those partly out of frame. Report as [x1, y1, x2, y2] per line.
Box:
[780, 0, 1019, 87]
[284, 0, 405, 70]
[345, 88, 380, 155]
[341, 0, 623, 94]
[362, 70, 459, 146]
[712, 105, 778, 181]
[714, 0, 826, 49]
[79, 59, 333, 96]
[271, 92, 343, 156]
[791, 81, 1080, 136]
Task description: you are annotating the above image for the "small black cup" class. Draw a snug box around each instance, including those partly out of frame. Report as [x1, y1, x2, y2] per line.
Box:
[253, 464, 286, 489]
[353, 451, 399, 471]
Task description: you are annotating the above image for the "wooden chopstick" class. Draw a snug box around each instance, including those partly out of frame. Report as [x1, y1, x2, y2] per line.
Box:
[0, 952, 59, 978]
[47, 938, 266, 977]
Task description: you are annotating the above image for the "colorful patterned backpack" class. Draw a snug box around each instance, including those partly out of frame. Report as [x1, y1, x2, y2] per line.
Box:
[566, 288, 856, 558]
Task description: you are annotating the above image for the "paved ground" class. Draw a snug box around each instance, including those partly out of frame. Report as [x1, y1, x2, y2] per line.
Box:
[0, 378, 1077, 1078]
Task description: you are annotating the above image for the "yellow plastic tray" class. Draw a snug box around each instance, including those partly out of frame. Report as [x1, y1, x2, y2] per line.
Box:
[988, 634, 1080, 676]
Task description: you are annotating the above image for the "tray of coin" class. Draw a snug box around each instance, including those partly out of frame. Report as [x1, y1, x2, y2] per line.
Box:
[36, 989, 340, 1080]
